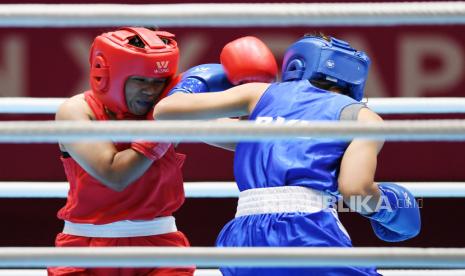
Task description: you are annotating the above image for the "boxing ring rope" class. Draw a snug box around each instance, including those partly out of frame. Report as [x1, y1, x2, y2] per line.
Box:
[0, 2, 464, 27]
[1, 270, 465, 276]
[0, 247, 465, 268]
[0, 120, 465, 142]
[2, 97, 465, 114]
[0, 181, 463, 198]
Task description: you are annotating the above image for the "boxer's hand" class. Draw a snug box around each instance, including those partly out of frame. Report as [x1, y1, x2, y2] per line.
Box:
[364, 182, 421, 242]
[131, 108, 171, 161]
[168, 64, 233, 95]
[220, 36, 278, 85]
[131, 141, 171, 161]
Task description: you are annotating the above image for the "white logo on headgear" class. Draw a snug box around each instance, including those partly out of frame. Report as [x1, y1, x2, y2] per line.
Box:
[326, 59, 335, 68]
[154, 61, 170, 73]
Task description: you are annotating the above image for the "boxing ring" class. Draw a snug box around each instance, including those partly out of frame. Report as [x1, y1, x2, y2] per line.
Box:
[1, 1, 465, 275]
[1, 103, 465, 275]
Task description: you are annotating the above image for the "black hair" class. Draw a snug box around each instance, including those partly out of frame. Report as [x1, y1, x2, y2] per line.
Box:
[127, 26, 170, 48]
[128, 36, 145, 48]
[309, 79, 349, 96]
[303, 31, 331, 42]
[144, 26, 158, 31]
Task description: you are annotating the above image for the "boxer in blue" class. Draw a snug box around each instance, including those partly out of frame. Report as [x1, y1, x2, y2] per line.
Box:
[154, 34, 421, 275]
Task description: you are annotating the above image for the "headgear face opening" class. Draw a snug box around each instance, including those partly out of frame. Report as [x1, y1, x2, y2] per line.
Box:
[89, 27, 179, 115]
[281, 35, 370, 101]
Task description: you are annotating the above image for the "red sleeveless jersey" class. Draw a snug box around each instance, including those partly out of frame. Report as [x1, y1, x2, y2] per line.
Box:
[57, 91, 186, 224]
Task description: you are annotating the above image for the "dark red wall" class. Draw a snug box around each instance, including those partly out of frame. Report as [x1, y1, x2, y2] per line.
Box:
[0, 0, 464, 249]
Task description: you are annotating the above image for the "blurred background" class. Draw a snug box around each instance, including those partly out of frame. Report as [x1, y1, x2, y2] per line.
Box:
[0, 0, 464, 250]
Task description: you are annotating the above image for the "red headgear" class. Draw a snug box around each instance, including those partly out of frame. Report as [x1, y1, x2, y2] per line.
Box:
[89, 27, 179, 116]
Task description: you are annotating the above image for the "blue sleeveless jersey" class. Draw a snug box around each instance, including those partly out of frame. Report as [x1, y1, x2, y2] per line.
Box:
[218, 81, 379, 276]
[234, 80, 359, 193]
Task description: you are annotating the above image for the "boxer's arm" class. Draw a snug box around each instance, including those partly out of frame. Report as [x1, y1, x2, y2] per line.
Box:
[155, 87, 264, 152]
[154, 82, 269, 120]
[338, 107, 384, 213]
[205, 118, 239, 151]
[56, 95, 153, 192]
[338, 109, 420, 242]
[159, 37, 276, 151]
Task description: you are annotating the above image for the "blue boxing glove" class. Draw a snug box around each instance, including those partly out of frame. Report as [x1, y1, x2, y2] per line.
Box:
[364, 183, 421, 242]
[168, 63, 233, 95]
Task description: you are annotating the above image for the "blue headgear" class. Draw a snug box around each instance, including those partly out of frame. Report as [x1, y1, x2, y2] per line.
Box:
[282, 35, 370, 101]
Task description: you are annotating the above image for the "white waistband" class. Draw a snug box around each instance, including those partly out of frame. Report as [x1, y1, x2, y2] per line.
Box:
[235, 186, 334, 218]
[63, 216, 177, 238]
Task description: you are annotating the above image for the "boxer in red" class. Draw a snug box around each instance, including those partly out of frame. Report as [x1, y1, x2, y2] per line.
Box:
[49, 27, 193, 276]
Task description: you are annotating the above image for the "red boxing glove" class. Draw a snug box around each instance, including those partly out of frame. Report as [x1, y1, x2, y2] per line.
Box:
[131, 108, 172, 161]
[131, 141, 171, 161]
[220, 36, 278, 85]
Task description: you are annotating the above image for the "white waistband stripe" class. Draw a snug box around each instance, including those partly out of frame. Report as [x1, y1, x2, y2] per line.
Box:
[63, 216, 177, 238]
[236, 186, 334, 217]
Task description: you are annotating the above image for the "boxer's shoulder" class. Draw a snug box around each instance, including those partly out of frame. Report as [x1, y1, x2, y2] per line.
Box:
[56, 93, 93, 121]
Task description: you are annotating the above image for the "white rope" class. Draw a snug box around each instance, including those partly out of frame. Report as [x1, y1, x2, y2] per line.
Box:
[0, 182, 462, 198]
[366, 98, 465, 114]
[0, 270, 223, 276]
[0, 2, 464, 27]
[1, 270, 465, 276]
[0, 181, 239, 198]
[0, 98, 64, 114]
[3, 97, 465, 115]
[0, 247, 465, 268]
[1, 120, 465, 142]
